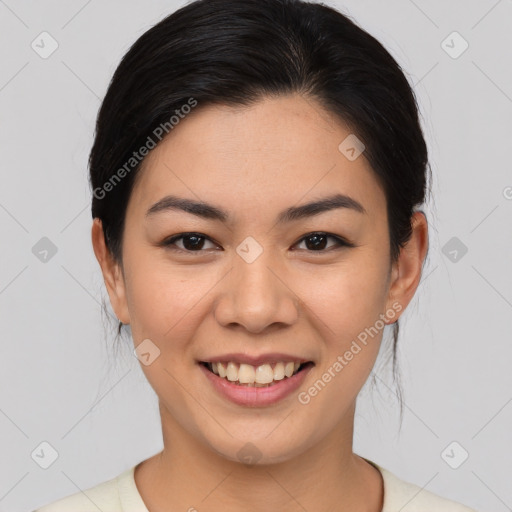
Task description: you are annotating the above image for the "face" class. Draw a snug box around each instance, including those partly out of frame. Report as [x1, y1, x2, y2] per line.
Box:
[94, 94, 424, 465]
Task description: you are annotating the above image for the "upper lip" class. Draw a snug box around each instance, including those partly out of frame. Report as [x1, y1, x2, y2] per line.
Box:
[199, 352, 314, 367]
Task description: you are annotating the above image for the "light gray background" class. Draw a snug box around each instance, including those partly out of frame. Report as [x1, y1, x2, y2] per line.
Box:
[1, 1, 511, 511]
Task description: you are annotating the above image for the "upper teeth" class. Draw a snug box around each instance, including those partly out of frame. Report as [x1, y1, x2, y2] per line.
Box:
[210, 361, 301, 384]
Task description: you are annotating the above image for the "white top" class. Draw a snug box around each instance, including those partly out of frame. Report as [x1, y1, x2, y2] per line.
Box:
[33, 459, 478, 511]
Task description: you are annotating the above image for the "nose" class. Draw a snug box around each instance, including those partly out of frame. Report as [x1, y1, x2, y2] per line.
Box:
[213, 247, 299, 334]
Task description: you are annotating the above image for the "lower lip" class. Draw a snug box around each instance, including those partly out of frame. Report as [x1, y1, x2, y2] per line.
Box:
[199, 363, 314, 407]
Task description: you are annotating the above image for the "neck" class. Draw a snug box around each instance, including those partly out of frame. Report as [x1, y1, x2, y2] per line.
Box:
[134, 401, 383, 512]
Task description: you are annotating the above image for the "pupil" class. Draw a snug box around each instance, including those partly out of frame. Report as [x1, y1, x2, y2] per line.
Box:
[184, 235, 203, 250]
[306, 234, 327, 250]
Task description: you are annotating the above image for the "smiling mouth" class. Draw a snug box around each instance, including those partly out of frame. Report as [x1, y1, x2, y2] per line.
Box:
[199, 360, 315, 387]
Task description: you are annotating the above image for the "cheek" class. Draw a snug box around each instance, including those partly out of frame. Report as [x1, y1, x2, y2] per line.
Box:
[124, 242, 390, 343]
[122, 253, 217, 351]
[293, 269, 389, 419]
[296, 253, 390, 389]
[300, 257, 390, 336]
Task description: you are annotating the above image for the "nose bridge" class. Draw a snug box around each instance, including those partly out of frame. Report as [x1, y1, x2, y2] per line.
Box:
[214, 236, 299, 332]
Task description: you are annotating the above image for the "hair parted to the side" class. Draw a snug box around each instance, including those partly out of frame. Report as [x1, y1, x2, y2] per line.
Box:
[89, 0, 432, 423]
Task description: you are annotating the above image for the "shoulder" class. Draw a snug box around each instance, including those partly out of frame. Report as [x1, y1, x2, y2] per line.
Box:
[374, 462, 478, 512]
[33, 469, 126, 512]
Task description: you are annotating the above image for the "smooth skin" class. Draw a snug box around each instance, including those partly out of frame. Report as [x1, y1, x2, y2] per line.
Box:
[92, 94, 428, 512]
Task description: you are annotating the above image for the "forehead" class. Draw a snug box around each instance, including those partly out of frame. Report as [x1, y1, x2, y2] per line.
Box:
[128, 94, 386, 222]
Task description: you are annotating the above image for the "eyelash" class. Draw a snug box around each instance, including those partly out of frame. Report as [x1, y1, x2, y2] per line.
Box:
[160, 231, 355, 254]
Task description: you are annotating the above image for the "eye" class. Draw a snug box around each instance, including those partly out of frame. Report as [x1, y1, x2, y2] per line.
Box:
[162, 232, 219, 252]
[161, 231, 353, 254]
[293, 232, 354, 252]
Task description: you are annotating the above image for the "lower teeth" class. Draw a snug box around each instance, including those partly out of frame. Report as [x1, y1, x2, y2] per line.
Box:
[218, 369, 303, 387]
[233, 381, 277, 387]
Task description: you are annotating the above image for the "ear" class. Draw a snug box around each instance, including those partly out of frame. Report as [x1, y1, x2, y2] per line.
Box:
[91, 218, 131, 324]
[385, 211, 429, 319]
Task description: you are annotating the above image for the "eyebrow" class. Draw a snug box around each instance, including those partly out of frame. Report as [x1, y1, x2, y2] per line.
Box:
[146, 193, 367, 224]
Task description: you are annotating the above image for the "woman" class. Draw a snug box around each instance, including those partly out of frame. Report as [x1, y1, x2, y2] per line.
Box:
[35, 0, 477, 510]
